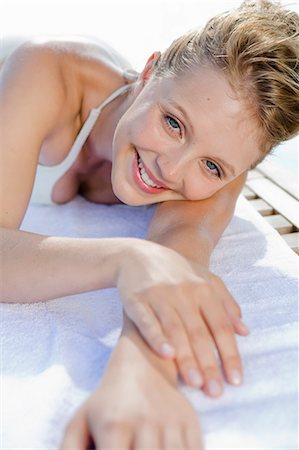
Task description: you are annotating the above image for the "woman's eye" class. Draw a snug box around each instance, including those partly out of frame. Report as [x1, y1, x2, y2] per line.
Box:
[204, 160, 222, 178]
[164, 115, 182, 136]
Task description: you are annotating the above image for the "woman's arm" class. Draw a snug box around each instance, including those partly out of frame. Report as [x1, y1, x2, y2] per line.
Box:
[60, 179, 246, 448]
[1, 229, 141, 302]
[147, 172, 248, 269]
[0, 42, 71, 229]
[0, 43, 121, 302]
[141, 173, 249, 396]
[60, 312, 203, 450]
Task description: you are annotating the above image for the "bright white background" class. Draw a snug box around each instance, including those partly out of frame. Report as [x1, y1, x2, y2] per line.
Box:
[1, 0, 264, 69]
[1, 0, 298, 175]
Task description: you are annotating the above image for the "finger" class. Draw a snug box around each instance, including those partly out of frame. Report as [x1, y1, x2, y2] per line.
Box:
[185, 423, 204, 450]
[177, 309, 224, 397]
[213, 279, 250, 336]
[163, 426, 187, 450]
[60, 409, 91, 450]
[124, 300, 175, 358]
[155, 302, 204, 389]
[162, 291, 224, 395]
[201, 300, 244, 387]
[133, 424, 162, 449]
[213, 277, 242, 317]
[229, 313, 250, 336]
[97, 423, 132, 450]
[222, 295, 250, 336]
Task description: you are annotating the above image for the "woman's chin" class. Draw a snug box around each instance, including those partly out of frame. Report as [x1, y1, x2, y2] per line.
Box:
[111, 184, 142, 206]
[114, 193, 156, 207]
[111, 185, 159, 207]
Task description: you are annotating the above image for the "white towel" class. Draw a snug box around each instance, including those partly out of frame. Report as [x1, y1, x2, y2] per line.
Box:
[1, 195, 298, 449]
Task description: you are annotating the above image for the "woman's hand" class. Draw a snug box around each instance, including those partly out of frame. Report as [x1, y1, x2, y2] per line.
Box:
[60, 328, 203, 450]
[117, 240, 249, 397]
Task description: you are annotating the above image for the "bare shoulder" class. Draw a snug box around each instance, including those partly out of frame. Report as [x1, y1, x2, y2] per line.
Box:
[1, 36, 131, 111]
[18, 35, 131, 71]
[0, 41, 71, 228]
[1, 40, 69, 117]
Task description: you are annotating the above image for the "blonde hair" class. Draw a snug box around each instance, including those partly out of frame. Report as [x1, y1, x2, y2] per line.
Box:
[153, 0, 299, 162]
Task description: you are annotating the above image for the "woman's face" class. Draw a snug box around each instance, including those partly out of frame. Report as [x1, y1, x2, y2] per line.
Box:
[111, 66, 261, 206]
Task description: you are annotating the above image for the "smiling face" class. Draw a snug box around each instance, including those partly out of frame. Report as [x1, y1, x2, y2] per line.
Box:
[111, 66, 261, 206]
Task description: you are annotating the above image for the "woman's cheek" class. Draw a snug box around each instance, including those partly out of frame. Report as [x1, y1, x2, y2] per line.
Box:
[183, 177, 221, 201]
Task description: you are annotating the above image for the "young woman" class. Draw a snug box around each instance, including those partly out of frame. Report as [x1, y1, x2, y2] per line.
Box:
[1, 0, 298, 448]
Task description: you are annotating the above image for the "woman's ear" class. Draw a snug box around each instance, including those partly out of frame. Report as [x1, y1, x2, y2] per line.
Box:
[140, 51, 161, 83]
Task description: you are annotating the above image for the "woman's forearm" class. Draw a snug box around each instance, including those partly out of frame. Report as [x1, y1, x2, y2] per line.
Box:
[105, 312, 177, 387]
[61, 312, 203, 448]
[147, 173, 247, 270]
[1, 227, 138, 303]
[148, 216, 213, 268]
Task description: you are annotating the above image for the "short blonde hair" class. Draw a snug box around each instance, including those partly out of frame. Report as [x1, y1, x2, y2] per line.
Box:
[154, 0, 299, 161]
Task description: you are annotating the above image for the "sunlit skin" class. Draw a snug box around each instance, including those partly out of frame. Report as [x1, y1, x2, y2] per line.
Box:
[1, 40, 262, 449]
[111, 66, 261, 206]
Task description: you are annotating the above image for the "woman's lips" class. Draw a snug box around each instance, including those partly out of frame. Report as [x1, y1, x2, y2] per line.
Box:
[132, 150, 169, 195]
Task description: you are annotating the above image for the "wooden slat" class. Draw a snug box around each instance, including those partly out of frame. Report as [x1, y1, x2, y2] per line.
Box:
[246, 178, 299, 228]
[264, 215, 294, 234]
[247, 169, 264, 180]
[281, 232, 299, 254]
[249, 198, 275, 216]
[242, 186, 257, 200]
[256, 159, 298, 200]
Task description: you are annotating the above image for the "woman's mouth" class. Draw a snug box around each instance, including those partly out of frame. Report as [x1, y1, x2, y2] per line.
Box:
[132, 150, 169, 195]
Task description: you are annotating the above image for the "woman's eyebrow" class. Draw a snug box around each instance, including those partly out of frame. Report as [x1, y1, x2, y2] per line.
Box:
[167, 99, 194, 135]
[167, 99, 237, 177]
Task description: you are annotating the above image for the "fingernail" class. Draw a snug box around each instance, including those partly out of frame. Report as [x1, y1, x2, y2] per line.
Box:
[236, 317, 250, 334]
[160, 343, 175, 357]
[208, 379, 222, 397]
[240, 320, 250, 334]
[230, 369, 242, 385]
[188, 368, 203, 387]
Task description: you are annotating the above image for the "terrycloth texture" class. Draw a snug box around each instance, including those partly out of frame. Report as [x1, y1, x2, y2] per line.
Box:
[1, 195, 298, 449]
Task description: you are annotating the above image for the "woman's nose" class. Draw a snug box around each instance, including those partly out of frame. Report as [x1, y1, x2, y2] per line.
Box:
[156, 153, 188, 184]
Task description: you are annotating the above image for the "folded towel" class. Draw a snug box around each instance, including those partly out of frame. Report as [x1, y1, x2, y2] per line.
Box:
[1, 195, 297, 449]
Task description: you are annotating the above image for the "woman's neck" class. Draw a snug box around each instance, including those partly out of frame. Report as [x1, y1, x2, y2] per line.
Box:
[88, 80, 137, 162]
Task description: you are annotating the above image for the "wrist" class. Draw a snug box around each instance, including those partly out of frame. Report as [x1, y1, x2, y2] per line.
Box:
[187, 259, 211, 277]
[108, 237, 144, 284]
[106, 312, 178, 387]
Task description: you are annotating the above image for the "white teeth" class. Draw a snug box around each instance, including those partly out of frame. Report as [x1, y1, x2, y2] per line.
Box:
[137, 156, 162, 188]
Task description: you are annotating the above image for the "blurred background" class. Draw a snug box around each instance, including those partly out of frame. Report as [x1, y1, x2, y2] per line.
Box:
[1, 0, 298, 177]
